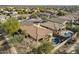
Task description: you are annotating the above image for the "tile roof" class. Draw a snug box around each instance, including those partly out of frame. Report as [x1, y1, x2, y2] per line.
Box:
[20, 24, 52, 40]
[40, 21, 63, 30]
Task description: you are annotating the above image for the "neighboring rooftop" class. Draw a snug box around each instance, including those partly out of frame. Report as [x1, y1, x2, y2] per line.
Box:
[47, 15, 75, 24]
[40, 21, 64, 31]
[27, 18, 45, 23]
[47, 18, 66, 24]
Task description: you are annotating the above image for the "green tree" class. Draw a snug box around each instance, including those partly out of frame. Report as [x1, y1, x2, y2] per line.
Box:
[57, 10, 67, 16]
[31, 13, 38, 18]
[2, 17, 20, 34]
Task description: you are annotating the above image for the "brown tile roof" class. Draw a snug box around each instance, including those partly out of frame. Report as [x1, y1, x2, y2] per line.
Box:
[20, 24, 52, 40]
[40, 21, 63, 30]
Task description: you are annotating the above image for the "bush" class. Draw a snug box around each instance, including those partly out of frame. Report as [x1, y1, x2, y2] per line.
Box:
[66, 23, 79, 32]
[30, 13, 38, 18]
[32, 42, 54, 54]
[2, 17, 20, 34]
[57, 10, 67, 16]
[9, 34, 25, 44]
[75, 43, 79, 53]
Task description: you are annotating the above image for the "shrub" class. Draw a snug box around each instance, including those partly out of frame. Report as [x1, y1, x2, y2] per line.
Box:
[32, 42, 54, 54]
[2, 17, 20, 35]
[9, 34, 25, 44]
[75, 43, 79, 53]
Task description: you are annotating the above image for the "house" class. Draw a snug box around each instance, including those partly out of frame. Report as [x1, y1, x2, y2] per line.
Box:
[0, 15, 9, 23]
[27, 18, 46, 23]
[47, 15, 75, 26]
[3, 11, 11, 15]
[37, 12, 51, 18]
[58, 15, 75, 22]
[20, 23, 52, 40]
[11, 11, 18, 15]
[46, 18, 67, 28]
[40, 21, 64, 31]
[12, 14, 24, 20]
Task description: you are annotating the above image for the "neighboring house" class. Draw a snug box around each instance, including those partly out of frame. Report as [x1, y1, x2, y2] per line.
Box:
[12, 14, 24, 21]
[11, 14, 31, 22]
[11, 14, 21, 18]
[58, 15, 75, 23]
[46, 18, 67, 28]
[27, 18, 46, 23]
[47, 15, 75, 26]
[3, 11, 11, 15]
[37, 12, 51, 18]
[40, 21, 64, 31]
[11, 11, 18, 15]
[40, 15, 76, 31]
[0, 15, 9, 23]
[20, 23, 52, 40]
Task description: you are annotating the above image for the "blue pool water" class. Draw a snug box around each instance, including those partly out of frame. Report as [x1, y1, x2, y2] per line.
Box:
[52, 31, 73, 44]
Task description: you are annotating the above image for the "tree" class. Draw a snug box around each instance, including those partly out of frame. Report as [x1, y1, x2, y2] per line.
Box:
[2, 17, 20, 34]
[30, 13, 38, 18]
[57, 10, 67, 16]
